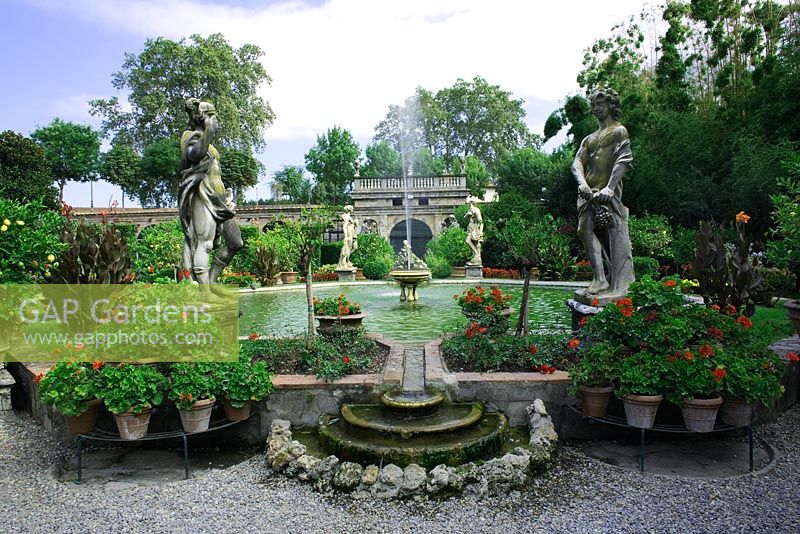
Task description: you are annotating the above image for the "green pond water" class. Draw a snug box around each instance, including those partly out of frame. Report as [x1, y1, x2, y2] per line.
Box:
[239, 282, 574, 342]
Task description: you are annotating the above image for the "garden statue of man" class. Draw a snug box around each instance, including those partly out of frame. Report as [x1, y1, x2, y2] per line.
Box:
[337, 205, 358, 270]
[178, 98, 243, 284]
[571, 88, 635, 301]
[465, 197, 484, 265]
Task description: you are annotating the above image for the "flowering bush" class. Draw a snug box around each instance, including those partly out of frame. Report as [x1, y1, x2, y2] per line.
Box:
[440, 331, 566, 373]
[455, 285, 512, 335]
[0, 198, 66, 283]
[482, 267, 522, 279]
[568, 341, 620, 393]
[718, 346, 785, 404]
[313, 294, 362, 316]
[213, 352, 274, 408]
[219, 269, 257, 287]
[168, 363, 217, 410]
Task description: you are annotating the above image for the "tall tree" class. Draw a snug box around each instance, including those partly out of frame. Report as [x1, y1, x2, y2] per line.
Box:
[139, 138, 181, 207]
[0, 130, 58, 208]
[362, 141, 403, 176]
[100, 139, 141, 208]
[89, 33, 274, 152]
[494, 147, 556, 201]
[272, 165, 312, 203]
[30, 118, 101, 201]
[304, 126, 360, 205]
[220, 147, 262, 203]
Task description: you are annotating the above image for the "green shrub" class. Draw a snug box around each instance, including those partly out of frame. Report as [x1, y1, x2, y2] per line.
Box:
[426, 227, 471, 266]
[362, 257, 393, 280]
[750, 266, 796, 306]
[351, 233, 394, 269]
[132, 219, 183, 281]
[0, 198, 66, 283]
[633, 256, 660, 280]
[425, 252, 452, 278]
[629, 214, 674, 260]
[229, 225, 260, 273]
[671, 226, 696, 268]
[537, 232, 576, 281]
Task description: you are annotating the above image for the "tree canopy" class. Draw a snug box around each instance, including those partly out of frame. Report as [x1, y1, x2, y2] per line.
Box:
[305, 126, 359, 205]
[30, 118, 101, 200]
[0, 130, 59, 208]
[89, 33, 274, 152]
[272, 165, 312, 203]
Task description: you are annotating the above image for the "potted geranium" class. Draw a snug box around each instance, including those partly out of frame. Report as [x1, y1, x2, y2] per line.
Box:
[96, 364, 167, 440]
[718, 346, 785, 426]
[215, 357, 274, 421]
[39, 361, 103, 434]
[663, 345, 725, 432]
[616, 351, 667, 428]
[569, 341, 619, 417]
[455, 285, 513, 336]
[168, 363, 217, 433]
[314, 293, 365, 335]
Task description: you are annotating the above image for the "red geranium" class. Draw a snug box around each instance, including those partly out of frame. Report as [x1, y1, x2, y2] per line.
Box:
[528, 345, 538, 355]
[568, 338, 581, 349]
[787, 352, 800, 363]
[712, 367, 727, 382]
[698, 344, 714, 358]
[248, 332, 260, 341]
[342, 356, 351, 364]
[736, 316, 753, 329]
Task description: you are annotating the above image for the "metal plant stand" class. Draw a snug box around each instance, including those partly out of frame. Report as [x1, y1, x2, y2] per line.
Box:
[75, 416, 252, 483]
[562, 402, 756, 473]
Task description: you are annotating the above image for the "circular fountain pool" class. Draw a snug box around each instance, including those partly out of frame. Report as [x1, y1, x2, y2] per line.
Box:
[239, 282, 576, 342]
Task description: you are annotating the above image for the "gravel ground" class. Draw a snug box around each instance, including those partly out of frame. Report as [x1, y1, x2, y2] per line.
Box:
[2, 407, 799, 534]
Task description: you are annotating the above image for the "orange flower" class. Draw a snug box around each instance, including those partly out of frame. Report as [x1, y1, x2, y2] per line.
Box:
[591, 298, 600, 307]
[569, 338, 581, 350]
[478, 326, 487, 334]
[664, 280, 677, 288]
[528, 345, 538, 355]
[735, 211, 750, 224]
[698, 345, 714, 358]
[342, 356, 350, 364]
[538, 364, 556, 374]
[787, 352, 800, 363]
[723, 304, 737, 316]
[708, 327, 723, 340]
[712, 367, 727, 382]
[33, 373, 44, 384]
[148, 265, 155, 273]
[620, 307, 633, 318]
[579, 316, 588, 327]
[92, 361, 103, 371]
[684, 351, 694, 361]
[248, 332, 259, 341]
[736, 316, 753, 329]
[710, 304, 720, 311]
[465, 328, 474, 339]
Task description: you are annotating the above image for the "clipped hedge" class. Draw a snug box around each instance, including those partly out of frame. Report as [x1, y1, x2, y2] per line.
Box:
[320, 241, 343, 266]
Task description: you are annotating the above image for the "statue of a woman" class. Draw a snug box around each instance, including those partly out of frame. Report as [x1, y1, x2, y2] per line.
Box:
[337, 205, 358, 270]
[465, 197, 483, 265]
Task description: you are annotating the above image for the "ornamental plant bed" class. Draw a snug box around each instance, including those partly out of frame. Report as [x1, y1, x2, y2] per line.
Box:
[440, 332, 578, 373]
[241, 331, 387, 381]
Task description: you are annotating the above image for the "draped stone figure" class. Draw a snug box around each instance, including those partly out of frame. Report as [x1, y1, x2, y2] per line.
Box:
[571, 88, 635, 301]
[337, 205, 358, 270]
[179, 98, 242, 284]
[465, 198, 483, 266]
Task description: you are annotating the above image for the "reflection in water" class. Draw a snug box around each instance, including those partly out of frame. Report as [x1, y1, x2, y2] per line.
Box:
[239, 283, 574, 342]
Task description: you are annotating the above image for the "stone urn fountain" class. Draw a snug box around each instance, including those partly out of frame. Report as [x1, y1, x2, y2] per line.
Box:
[388, 240, 431, 302]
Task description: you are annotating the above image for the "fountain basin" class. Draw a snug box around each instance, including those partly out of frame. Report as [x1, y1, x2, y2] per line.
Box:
[319, 410, 508, 469]
[389, 270, 432, 302]
[380, 389, 445, 414]
[341, 402, 484, 436]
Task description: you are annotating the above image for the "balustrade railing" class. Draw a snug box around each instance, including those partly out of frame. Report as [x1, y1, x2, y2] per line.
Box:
[354, 175, 466, 191]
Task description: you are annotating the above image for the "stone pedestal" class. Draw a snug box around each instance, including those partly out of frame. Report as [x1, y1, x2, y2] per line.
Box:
[465, 264, 483, 278]
[336, 268, 356, 282]
[0, 366, 15, 413]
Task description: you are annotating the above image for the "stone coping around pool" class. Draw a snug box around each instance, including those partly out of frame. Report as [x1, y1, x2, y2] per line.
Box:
[238, 279, 589, 293]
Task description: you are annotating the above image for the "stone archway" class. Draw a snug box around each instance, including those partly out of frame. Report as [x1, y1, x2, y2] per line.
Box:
[389, 219, 433, 260]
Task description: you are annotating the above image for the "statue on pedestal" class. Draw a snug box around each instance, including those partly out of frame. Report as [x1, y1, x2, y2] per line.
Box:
[571, 88, 635, 301]
[337, 205, 358, 270]
[178, 98, 242, 284]
[465, 197, 483, 266]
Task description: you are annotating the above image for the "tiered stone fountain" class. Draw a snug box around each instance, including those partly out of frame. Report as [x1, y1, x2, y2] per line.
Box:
[318, 345, 508, 469]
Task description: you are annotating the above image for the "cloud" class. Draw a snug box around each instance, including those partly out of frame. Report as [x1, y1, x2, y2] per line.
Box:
[27, 0, 647, 159]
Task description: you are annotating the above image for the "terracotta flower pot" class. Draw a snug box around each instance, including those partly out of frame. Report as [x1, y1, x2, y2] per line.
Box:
[114, 408, 153, 440]
[355, 267, 366, 281]
[786, 299, 800, 337]
[578, 385, 614, 418]
[64, 398, 102, 435]
[316, 312, 366, 336]
[719, 394, 755, 427]
[222, 398, 252, 422]
[622, 394, 663, 428]
[682, 395, 723, 432]
[179, 397, 216, 433]
[280, 271, 298, 284]
[451, 266, 466, 278]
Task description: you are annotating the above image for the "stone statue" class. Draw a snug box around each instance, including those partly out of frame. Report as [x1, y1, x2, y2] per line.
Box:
[465, 198, 483, 266]
[441, 214, 458, 232]
[393, 240, 428, 270]
[361, 219, 379, 234]
[571, 88, 635, 299]
[337, 205, 358, 270]
[178, 98, 242, 284]
[353, 160, 360, 177]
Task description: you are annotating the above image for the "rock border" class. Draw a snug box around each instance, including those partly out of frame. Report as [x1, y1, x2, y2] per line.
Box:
[264, 399, 558, 500]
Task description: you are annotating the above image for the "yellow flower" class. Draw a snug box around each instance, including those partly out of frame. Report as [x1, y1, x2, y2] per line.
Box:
[0, 225, 6, 232]
[47, 254, 55, 262]
[735, 211, 750, 224]
[16, 220, 24, 226]
[2, 219, 10, 226]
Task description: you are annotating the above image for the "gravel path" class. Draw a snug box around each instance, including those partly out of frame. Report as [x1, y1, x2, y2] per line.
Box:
[2, 407, 799, 534]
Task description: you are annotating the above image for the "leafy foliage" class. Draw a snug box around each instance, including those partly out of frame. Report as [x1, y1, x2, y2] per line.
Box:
[52, 217, 133, 284]
[139, 138, 181, 207]
[0, 198, 66, 283]
[39, 361, 100, 416]
[89, 33, 274, 153]
[425, 227, 471, 266]
[96, 364, 167, 414]
[30, 119, 101, 199]
[362, 141, 403, 176]
[168, 363, 216, 410]
[313, 294, 362, 316]
[213, 352, 274, 407]
[350, 233, 394, 270]
[305, 126, 360, 205]
[0, 130, 58, 207]
[272, 165, 312, 203]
